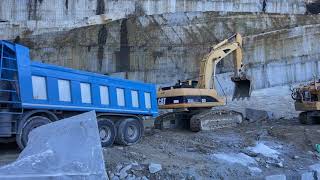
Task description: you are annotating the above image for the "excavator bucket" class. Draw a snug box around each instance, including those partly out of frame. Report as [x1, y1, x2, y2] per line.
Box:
[232, 77, 251, 100]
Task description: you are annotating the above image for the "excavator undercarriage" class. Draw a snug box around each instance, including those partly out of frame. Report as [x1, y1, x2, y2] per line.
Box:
[155, 109, 243, 132]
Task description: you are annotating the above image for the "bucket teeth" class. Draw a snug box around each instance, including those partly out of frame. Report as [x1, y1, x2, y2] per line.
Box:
[232, 78, 251, 100]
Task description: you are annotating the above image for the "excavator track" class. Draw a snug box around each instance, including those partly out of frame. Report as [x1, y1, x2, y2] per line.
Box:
[298, 111, 320, 125]
[154, 111, 192, 130]
[155, 109, 243, 132]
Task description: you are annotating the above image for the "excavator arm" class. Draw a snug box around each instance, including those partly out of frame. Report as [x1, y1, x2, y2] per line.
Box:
[197, 33, 251, 99]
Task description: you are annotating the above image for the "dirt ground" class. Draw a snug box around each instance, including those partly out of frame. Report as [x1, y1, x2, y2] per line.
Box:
[103, 117, 320, 179]
[0, 117, 319, 179]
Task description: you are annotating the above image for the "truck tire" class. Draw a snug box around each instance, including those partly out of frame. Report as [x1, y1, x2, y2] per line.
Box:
[98, 119, 116, 147]
[16, 116, 51, 149]
[115, 118, 144, 146]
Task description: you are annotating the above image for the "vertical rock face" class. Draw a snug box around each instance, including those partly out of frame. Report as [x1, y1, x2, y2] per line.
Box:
[96, 0, 106, 15]
[15, 12, 320, 92]
[123, 12, 320, 91]
[0, 0, 307, 23]
[97, 25, 108, 72]
[1, 1, 319, 95]
[116, 19, 130, 72]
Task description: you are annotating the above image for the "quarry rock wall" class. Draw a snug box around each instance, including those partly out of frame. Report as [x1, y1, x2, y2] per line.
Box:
[16, 12, 320, 93]
[0, 0, 307, 23]
[1, 0, 312, 40]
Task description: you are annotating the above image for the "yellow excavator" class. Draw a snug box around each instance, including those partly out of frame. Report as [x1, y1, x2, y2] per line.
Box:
[156, 33, 251, 132]
[292, 79, 320, 124]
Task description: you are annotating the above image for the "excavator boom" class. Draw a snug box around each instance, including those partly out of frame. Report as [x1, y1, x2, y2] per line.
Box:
[197, 33, 251, 99]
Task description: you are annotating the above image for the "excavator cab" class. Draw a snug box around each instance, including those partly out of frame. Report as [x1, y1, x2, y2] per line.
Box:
[231, 77, 251, 100]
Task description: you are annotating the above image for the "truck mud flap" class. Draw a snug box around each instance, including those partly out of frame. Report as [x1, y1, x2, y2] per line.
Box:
[0, 110, 13, 137]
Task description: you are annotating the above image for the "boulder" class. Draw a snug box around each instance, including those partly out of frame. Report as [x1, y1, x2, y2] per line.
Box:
[245, 108, 274, 122]
[301, 172, 315, 180]
[310, 163, 320, 179]
[119, 165, 132, 179]
[0, 111, 107, 179]
[148, 163, 162, 174]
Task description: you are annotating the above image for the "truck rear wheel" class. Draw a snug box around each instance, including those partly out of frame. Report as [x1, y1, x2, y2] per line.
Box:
[98, 119, 116, 147]
[115, 118, 143, 146]
[16, 116, 51, 149]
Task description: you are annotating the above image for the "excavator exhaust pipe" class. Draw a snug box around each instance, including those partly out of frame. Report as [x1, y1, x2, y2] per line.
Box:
[231, 77, 251, 100]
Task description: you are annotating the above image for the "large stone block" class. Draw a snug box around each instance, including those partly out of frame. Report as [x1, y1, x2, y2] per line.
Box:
[245, 108, 274, 122]
[0, 111, 107, 180]
[310, 163, 320, 179]
[301, 172, 316, 180]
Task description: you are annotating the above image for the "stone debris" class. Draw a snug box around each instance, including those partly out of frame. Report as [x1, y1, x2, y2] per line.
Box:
[292, 155, 300, 159]
[213, 153, 257, 166]
[265, 174, 286, 180]
[0, 111, 107, 179]
[276, 162, 284, 168]
[119, 164, 132, 179]
[241, 149, 258, 157]
[125, 174, 136, 180]
[111, 176, 120, 180]
[248, 166, 262, 174]
[107, 162, 162, 179]
[148, 163, 162, 173]
[1, 112, 320, 179]
[141, 176, 149, 180]
[247, 142, 280, 159]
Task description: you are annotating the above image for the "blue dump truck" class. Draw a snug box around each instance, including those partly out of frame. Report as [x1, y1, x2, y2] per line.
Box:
[0, 40, 158, 149]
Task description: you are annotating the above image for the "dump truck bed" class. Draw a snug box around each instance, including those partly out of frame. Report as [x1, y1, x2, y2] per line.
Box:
[1, 40, 158, 117]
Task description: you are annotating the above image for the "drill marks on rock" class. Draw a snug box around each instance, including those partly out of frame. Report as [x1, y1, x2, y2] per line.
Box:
[116, 19, 130, 72]
[97, 25, 108, 72]
[65, 0, 69, 10]
[27, 0, 41, 20]
[96, 0, 105, 15]
[149, 16, 173, 48]
[262, 0, 267, 13]
[161, 14, 184, 44]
